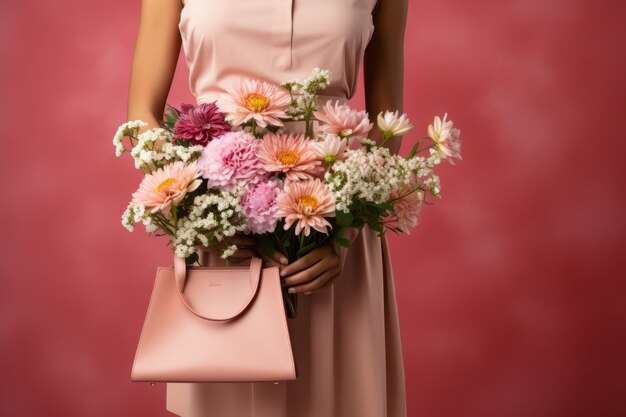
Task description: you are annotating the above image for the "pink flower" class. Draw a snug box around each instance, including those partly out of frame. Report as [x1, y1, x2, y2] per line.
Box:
[310, 134, 348, 165]
[131, 161, 203, 219]
[218, 78, 291, 128]
[427, 113, 463, 165]
[275, 178, 336, 236]
[389, 182, 423, 234]
[174, 102, 231, 146]
[257, 132, 323, 183]
[313, 100, 373, 143]
[196, 131, 267, 192]
[241, 178, 283, 234]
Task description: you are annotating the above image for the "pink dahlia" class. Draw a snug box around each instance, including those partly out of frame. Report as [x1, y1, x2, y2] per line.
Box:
[275, 178, 336, 236]
[389, 182, 422, 234]
[241, 178, 283, 234]
[196, 130, 267, 192]
[217, 78, 291, 128]
[427, 113, 463, 165]
[313, 100, 373, 143]
[258, 132, 323, 183]
[131, 161, 203, 219]
[173, 102, 231, 146]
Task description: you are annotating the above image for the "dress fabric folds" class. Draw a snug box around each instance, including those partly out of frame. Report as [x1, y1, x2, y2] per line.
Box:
[167, 0, 407, 415]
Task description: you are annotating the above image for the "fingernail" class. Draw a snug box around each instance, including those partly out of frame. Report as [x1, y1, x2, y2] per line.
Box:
[280, 256, 288, 264]
[288, 288, 296, 293]
[280, 269, 286, 277]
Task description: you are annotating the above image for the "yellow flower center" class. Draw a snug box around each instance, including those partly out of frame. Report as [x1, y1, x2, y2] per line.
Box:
[298, 195, 319, 213]
[277, 149, 300, 165]
[244, 93, 271, 112]
[156, 177, 177, 193]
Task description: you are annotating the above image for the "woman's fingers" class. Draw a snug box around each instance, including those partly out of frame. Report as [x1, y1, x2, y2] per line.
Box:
[288, 265, 342, 294]
[279, 245, 331, 278]
[281, 255, 336, 287]
[268, 250, 289, 265]
[261, 255, 283, 268]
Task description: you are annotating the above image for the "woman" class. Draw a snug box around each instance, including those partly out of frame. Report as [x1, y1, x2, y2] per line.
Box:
[127, 0, 408, 415]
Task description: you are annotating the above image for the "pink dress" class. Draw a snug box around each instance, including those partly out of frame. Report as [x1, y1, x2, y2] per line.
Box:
[167, 0, 407, 416]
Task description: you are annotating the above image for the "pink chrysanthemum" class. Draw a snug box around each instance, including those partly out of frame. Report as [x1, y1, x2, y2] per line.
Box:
[276, 178, 336, 236]
[313, 100, 373, 143]
[196, 130, 267, 192]
[131, 161, 203, 219]
[427, 113, 463, 165]
[217, 78, 291, 128]
[241, 178, 283, 234]
[257, 132, 323, 183]
[173, 102, 231, 146]
[389, 178, 422, 234]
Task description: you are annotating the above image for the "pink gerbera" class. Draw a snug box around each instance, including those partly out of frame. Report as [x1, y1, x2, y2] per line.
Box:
[174, 102, 231, 146]
[313, 100, 374, 143]
[257, 132, 323, 183]
[217, 78, 291, 128]
[131, 161, 203, 219]
[275, 178, 336, 236]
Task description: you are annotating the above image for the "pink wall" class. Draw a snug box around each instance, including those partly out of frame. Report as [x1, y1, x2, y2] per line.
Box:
[1, 0, 624, 416]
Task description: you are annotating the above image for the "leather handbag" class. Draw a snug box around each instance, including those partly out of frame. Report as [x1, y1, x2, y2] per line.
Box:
[131, 255, 297, 384]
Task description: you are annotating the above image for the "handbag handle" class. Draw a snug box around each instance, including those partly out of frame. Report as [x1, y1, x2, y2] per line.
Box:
[173, 255, 263, 322]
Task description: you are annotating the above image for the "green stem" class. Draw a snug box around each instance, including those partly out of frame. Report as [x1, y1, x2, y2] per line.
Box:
[251, 119, 257, 138]
[379, 131, 394, 147]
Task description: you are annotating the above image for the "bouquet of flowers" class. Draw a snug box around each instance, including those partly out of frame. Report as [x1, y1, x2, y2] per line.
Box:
[113, 67, 462, 318]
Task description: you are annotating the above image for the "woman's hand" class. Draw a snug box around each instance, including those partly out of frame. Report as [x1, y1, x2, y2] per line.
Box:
[260, 250, 289, 269]
[279, 242, 342, 295]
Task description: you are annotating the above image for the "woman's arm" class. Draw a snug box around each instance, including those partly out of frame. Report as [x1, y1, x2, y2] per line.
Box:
[363, 0, 409, 155]
[126, 0, 183, 134]
[126, 0, 258, 261]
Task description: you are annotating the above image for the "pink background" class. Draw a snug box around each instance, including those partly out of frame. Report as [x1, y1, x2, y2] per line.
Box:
[2, 0, 625, 416]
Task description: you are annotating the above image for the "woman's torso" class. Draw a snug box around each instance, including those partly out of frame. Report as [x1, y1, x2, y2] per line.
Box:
[178, 0, 379, 104]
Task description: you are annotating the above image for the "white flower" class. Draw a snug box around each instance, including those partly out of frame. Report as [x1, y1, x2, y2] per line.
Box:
[325, 143, 441, 212]
[377, 110, 413, 137]
[113, 120, 147, 157]
[310, 134, 348, 164]
[220, 244, 238, 259]
[173, 191, 247, 258]
[121, 202, 147, 232]
[281, 67, 332, 119]
[128, 127, 204, 171]
[427, 113, 462, 165]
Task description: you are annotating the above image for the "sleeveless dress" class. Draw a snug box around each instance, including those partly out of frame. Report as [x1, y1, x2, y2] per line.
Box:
[167, 1, 407, 416]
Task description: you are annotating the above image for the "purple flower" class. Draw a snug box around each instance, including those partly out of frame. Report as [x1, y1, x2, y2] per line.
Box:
[174, 102, 231, 146]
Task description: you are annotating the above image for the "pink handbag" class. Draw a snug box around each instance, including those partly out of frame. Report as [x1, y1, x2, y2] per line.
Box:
[131, 255, 297, 384]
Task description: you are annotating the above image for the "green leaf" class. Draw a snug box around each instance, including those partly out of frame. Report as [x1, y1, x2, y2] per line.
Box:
[406, 142, 421, 160]
[296, 241, 318, 257]
[336, 210, 354, 227]
[334, 236, 351, 248]
[367, 221, 384, 233]
[185, 252, 199, 266]
[256, 234, 276, 258]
